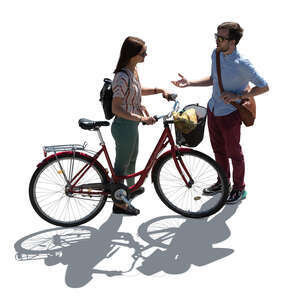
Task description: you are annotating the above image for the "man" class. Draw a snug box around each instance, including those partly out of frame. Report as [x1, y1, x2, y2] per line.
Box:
[172, 22, 269, 204]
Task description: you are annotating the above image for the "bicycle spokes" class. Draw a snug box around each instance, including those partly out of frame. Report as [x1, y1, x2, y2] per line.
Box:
[30, 154, 108, 226]
[153, 151, 228, 217]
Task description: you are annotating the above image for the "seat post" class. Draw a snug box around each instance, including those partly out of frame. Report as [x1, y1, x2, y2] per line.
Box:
[95, 128, 105, 145]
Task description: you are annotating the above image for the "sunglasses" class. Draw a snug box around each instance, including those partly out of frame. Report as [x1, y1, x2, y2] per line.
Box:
[214, 33, 230, 43]
[139, 51, 147, 58]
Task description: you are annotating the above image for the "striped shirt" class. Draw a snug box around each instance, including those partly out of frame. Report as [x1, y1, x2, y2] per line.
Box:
[112, 68, 142, 115]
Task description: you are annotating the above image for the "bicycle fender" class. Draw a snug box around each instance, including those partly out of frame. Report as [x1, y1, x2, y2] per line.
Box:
[36, 151, 110, 181]
[151, 147, 192, 182]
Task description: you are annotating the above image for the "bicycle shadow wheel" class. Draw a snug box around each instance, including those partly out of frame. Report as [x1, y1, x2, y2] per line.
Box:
[14, 214, 141, 288]
[14, 226, 98, 264]
[137, 203, 239, 275]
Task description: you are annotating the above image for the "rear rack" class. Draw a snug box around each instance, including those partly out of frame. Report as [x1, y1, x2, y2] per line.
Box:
[43, 142, 87, 154]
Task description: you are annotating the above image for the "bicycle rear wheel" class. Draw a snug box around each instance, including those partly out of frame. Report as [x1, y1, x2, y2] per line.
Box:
[152, 149, 229, 218]
[29, 152, 108, 227]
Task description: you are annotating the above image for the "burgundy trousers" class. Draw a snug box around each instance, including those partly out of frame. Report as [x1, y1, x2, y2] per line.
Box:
[207, 107, 245, 191]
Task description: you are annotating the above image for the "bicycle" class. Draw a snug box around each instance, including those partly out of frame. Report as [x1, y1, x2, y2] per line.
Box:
[29, 95, 229, 227]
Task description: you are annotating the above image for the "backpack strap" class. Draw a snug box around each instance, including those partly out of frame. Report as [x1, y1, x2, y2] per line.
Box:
[119, 69, 131, 96]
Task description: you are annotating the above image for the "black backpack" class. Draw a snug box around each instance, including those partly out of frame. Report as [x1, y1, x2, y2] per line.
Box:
[99, 70, 130, 120]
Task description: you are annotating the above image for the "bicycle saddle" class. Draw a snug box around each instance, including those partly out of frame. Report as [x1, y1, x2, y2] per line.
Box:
[78, 118, 110, 130]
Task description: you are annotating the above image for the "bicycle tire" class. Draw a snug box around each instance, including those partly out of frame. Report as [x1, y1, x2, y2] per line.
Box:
[152, 149, 229, 218]
[29, 152, 108, 227]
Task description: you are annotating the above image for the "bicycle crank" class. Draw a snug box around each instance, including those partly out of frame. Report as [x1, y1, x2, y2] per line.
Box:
[111, 183, 132, 205]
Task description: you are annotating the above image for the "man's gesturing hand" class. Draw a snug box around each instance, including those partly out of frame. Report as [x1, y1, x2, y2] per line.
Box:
[171, 73, 190, 88]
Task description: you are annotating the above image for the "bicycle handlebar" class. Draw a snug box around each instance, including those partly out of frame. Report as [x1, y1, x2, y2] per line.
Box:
[142, 93, 179, 125]
[154, 94, 179, 121]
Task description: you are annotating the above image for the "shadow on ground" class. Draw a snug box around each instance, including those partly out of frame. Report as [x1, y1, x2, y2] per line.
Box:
[14, 203, 239, 288]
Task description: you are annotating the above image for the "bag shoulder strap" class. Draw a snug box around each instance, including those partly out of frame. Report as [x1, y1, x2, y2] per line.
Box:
[216, 50, 240, 108]
[215, 50, 224, 93]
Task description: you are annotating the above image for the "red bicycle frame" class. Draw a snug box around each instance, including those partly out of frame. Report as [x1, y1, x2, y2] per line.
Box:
[69, 122, 193, 195]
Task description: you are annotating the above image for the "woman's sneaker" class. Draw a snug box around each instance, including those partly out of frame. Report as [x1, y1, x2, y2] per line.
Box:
[113, 204, 140, 215]
[226, 189, 247, 205]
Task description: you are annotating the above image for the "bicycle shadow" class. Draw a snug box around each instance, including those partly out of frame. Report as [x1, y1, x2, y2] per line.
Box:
[14, 202, 239, 288]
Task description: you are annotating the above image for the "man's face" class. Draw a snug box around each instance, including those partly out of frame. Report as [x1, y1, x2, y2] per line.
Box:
[216, 28, 231, 52]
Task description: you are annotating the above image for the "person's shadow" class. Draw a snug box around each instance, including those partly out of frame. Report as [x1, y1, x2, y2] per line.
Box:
[137, 203, 239, 275]
[14, 202, 239, 287]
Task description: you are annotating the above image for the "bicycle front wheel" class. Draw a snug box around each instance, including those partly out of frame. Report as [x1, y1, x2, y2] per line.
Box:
[29, 152, 108, 227]
[152, 150, 229, 218]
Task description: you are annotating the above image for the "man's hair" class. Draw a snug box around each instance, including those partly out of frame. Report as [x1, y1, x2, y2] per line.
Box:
[217, 22, 244, 45]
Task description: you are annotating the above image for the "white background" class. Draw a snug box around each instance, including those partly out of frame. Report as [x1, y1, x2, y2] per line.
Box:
[1, 0, 300, 298]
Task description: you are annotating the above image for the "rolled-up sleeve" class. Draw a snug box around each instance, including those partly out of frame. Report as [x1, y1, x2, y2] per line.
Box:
[112, 73, 128, 98]
[240, 59, 268, 87]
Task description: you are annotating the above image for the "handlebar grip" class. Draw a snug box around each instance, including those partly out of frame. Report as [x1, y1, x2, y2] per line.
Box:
[167, 93, 178, 101]
[142, 116, 158, 125]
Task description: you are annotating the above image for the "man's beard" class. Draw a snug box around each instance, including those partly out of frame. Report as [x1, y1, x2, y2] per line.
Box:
[216, 44, 229, 52]
[220, 44, 230, 52]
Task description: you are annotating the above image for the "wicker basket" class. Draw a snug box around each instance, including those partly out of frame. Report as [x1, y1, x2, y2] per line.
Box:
[175, 104, 207, 147]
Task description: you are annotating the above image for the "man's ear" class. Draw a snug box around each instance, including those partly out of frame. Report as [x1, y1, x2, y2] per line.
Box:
[230, 40, 236, 47]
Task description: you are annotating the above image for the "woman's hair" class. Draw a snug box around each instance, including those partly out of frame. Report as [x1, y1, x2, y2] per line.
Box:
[114, 36, 145, 73]
[217, 22, 244, 45]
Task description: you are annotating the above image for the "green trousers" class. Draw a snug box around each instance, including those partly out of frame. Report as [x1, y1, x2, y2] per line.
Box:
[111, 117, 139, 187]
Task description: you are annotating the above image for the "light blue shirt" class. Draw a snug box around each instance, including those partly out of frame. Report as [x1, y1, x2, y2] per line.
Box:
[208, 49, 268, 116]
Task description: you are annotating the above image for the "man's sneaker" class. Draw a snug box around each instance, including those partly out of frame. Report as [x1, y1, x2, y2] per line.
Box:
[203, 182, 231, 196]
[226, 189, 247, 205]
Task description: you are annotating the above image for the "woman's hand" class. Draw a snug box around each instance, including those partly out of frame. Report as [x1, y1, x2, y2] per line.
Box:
[171, 73, 190, 88]
[139, 106, 156, 124]
[141, 116, 156, 125]
[140, 105, 150, 117]
[161, 90, 172, 101]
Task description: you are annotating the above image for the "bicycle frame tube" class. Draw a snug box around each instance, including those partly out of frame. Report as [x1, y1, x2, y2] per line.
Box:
[70, 149, 104, 188]
[69, 144, 115, 189]
[115, 123, 192, 191]
[70, 123, 194, 193]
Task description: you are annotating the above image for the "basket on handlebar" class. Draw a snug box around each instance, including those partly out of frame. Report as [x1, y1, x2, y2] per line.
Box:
[174, 103, 207, 148]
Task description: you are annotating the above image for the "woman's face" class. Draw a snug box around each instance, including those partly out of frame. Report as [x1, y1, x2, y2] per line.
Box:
[131, 45, 147, 64]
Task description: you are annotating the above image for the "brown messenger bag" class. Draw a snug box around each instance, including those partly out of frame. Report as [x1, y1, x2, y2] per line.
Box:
[216, 50, 256, 127]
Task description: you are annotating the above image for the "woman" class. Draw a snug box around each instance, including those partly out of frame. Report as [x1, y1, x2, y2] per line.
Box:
[111, 36, 171, 216]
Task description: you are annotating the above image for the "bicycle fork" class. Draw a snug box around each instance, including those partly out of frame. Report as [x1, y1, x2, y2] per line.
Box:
[172, 151, 194, 188]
